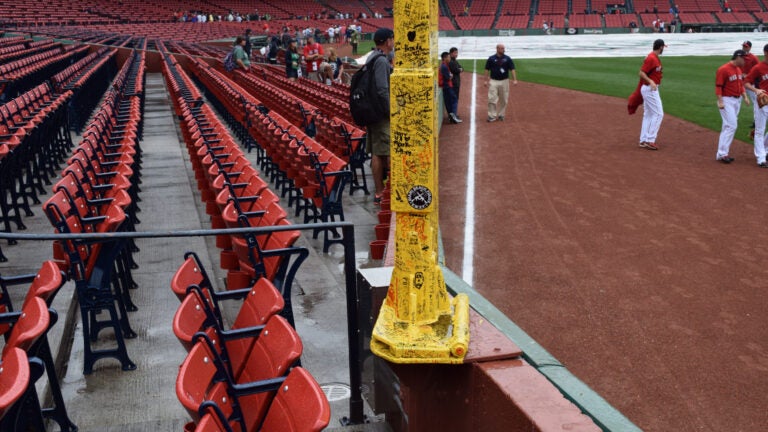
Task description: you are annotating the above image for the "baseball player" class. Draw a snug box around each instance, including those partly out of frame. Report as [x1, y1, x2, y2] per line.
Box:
[743, 43, 768, 168]
[715, 50, 750, 164]
[741, 41, 759, 135]
[638, 39, 666, 150]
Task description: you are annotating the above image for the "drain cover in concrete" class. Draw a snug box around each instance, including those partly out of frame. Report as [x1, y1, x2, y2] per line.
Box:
[321, 383, 351, 401]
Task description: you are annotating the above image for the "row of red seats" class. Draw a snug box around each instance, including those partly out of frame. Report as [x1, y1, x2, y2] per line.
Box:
[161, 49, 307, 304]
[50, 46, 114, 92]
[43, 50, 146, 375]
[0, 40, 62, 66]
[171, 254, 329, 431]
[0, 44, 89, 99]
[0, 82, 74, 262]
[0, 36, 26, 48]
[0, 46, 65, 80]
[257, 65, 352, 124]
[0, 261, 77, 431]
[160, 54, 333, 430]
[231, 70, 317, 137]
[232, 67, 368, 195]
[242, 95, 350, 253]
[191, 61, 352, 253]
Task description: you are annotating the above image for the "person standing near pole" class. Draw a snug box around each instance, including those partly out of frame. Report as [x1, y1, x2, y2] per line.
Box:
[366, 28, 395, 203]
[715, 50, 750, 164]
[484, 43, 517, 122]
[637, 39, 666, 150]
[440, 51, 461, 124]
[448, 47, 463, 107]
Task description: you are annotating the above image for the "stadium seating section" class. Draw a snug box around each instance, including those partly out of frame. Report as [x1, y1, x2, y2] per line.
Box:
[0, 0, 763, 32]
[1, 0, 767, 429]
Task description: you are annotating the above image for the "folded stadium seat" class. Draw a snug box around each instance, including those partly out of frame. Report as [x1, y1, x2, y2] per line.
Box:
[173, 277, 285, 378]
[226, 217, 306, 323]
[0, 297, 51, 431]
[258, 367, 331, 432]
[306, 152, 351, 252]
[337, 120, 369, 195]
[44, 196, 137, 374]
[3, 259, 77, 430]
[0, 347, 29, 426]
[176, 315, 303, 432]
[214, 173, 273, 216]
[0, 131, 35, 231]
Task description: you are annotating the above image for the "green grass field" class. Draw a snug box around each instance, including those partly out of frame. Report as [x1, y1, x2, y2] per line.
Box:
[464, 56, 756, 142]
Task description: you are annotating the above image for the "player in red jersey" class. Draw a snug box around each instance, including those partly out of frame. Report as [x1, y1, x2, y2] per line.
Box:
[741, 41, 759, 137]
[638, 39, 666, 150]
[743, 43, 768, 167]
[715, 50, 750, 164]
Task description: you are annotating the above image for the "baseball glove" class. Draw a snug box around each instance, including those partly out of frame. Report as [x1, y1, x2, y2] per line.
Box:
[758, 92, 768, 108]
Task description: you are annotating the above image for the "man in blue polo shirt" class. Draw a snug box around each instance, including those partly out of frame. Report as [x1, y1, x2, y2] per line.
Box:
[484, 44, 518, 122]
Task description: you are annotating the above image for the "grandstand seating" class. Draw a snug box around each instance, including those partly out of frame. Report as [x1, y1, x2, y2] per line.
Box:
[537, 0, 568, 15]
[604, 13, 642, 27]
[43, 49, 145, 375]
[456, 15, 497, 29]
[572, 0, 590, 14]
[715, 11, 757, 22]
[726, 0, 763, 12]
[675, 0, 724, 12]
[495, 14, 530, 29]
[531, 14, 567, 29]
[0, 258, 79, 431]
[500, 0, 532, 15]
[439, 15, 457, 29]
[0, 78, 75, 261]
[0, 261, 77, 431]
[0, 0, 766, 35]
[567, 13, 603, 27]
[678, 11, 719, 22]
[325, 0, 371, 18]
[367, 0, 393, 16]
[446, 0, 469, 18]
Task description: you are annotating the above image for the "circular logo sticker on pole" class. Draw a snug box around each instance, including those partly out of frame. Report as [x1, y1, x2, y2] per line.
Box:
[407, 185, 432, 210]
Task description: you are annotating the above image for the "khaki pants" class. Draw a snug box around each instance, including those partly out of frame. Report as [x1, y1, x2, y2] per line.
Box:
[488, 79, 509, 119]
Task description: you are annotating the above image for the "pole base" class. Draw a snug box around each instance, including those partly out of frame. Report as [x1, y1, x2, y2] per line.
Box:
[370, 294, 470, 364]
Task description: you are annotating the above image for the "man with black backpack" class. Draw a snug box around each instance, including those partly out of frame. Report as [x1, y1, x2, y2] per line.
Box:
[365, 28, 394, 203]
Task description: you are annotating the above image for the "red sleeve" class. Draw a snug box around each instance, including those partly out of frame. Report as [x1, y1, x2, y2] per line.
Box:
[715, 66, 726, 96]
[746, 64, 761, 85]
[640, 55, 654, 75]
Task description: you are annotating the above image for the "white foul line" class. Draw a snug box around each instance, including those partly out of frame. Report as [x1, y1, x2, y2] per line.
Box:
[461, 61, 477, 285]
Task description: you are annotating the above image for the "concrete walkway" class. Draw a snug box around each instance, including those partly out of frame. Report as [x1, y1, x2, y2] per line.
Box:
[0, 72, 384, 431]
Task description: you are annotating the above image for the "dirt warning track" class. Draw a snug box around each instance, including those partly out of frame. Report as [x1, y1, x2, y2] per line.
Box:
[438, 79, 768, 432]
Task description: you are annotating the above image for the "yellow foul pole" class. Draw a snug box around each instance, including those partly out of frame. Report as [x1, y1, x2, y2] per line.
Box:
[370, 0, 470, 364]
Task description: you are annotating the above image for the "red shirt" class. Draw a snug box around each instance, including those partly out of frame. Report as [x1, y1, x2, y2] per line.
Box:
[746, 61, 768, 91]
[641, 52, 662, 85]
[303, 42, 324, 72]
[715, 62, 744, 97]
[743, 52, 759, 76]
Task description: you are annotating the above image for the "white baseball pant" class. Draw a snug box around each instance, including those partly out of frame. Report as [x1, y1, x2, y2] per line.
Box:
[746, 88, 758, 115]
[717, 96, 742, 159]
[754, 103, 768, 164]
[640, 84, 664, 144]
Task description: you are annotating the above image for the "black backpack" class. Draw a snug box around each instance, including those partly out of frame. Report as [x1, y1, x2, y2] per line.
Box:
[223, 48, 236, 72]
[349, 54, 387, 127]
